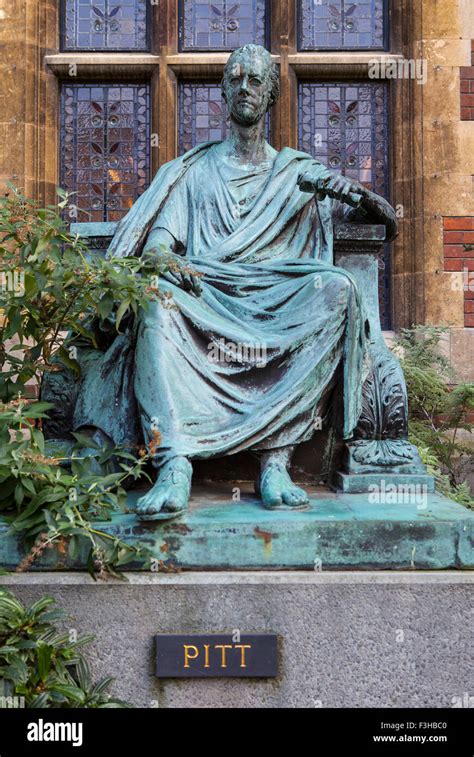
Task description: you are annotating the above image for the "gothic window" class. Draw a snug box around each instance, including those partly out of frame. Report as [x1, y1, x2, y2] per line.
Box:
[179, 0, 269, 51]
[298, 82, 389, 196]
[299, 0, 387, 51]
[298, 81, 391, 327]
[60, 84, 150, 222]
[62, 0, 149, 51]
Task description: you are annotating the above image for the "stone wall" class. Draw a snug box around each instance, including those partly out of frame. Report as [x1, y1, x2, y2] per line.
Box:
[0, 0, 58, 205]
[460, 40, 474, 120]
[390, 0, 474, 380]
[443, 216, 474, 328]
[3, 572, 473, 708]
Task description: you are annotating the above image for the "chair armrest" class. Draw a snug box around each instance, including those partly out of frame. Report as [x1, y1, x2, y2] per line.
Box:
[334, 223, 387, 337]
[70, 221, 118, 255]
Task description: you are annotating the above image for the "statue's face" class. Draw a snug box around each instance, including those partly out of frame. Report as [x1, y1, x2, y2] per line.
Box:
[223, 54, 272, 126]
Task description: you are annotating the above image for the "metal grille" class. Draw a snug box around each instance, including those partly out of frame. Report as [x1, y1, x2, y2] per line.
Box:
[60, 84, 151, 222]
[62, 0, 149, 51]
[299, 0, 387, 51]
[179, 0, 268, 51]
[298, 81, 391, 328]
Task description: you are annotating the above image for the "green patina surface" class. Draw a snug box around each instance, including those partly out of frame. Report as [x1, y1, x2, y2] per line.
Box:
[1, 485, 472, 571]
[336, 473, 436, 493]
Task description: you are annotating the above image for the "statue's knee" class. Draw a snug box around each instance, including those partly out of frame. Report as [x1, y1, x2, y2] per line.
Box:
[333, 273, 354, 304]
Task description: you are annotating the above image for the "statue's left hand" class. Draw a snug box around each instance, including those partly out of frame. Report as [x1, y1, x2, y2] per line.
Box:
[161, 265, 203, 297]
[298, 170, 363, 208]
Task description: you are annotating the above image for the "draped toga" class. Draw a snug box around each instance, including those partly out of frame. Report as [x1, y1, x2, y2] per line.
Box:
[73, 143, 367, 462]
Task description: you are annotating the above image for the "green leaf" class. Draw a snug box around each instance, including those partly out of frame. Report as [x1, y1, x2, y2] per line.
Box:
[4, 656, 28, 684]
[86, 548, 97, 581]
[28, 597, 55, 616]
[37, 642, 53, 682]
[115, 299, 131, 331]
[14, 483, 24, 507]
[24, 402, 54, 419]
[20, 477, 37, 496]
[13, 490, 67, 524]
[31, 428, 45, 454]
[71, 431, 101, 450]
[58, 346, 81, 376]
[68, 535, 80, 561]
[97, 293, 115, 321]
[29, 691, 50, 708]
[91, 676, 115, 696]
[50, 684, 86, 703]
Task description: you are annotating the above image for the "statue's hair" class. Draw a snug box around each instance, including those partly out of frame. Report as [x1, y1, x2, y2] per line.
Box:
[221, 44, 280, 107]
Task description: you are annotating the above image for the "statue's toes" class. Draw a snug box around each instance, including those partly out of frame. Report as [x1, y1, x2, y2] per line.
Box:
[261, 484, 283, 509]
[135, 490, 167, 516]
[282, 485, 309, 507]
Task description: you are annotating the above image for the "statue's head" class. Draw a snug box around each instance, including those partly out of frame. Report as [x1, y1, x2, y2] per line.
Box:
[221, 44, 280, 126]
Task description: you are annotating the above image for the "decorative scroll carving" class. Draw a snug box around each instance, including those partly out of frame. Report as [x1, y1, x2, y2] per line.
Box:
[356, 343, 408, 441]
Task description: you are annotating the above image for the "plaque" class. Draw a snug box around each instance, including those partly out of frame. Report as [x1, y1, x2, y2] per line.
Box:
[155, 634, 278, 678]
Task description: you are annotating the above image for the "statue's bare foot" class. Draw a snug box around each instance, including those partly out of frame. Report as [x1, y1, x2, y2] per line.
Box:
[256, 461, 310, 511]
[135, 457, 192, 521]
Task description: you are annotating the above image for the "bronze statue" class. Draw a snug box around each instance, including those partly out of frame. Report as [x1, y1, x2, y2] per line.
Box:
[44, 45, 400, 519]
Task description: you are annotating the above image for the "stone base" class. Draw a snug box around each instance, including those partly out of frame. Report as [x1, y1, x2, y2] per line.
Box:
[2, 571, 473, 708]
[335, 471, 436, 493]
[1, 483, 473, 570]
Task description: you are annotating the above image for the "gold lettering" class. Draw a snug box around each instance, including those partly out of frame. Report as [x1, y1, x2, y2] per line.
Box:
[234, 644, 251, 668]
[215, 644, 232, 668]
[183, 645, 199, 668]
[204, 644, 210, 668]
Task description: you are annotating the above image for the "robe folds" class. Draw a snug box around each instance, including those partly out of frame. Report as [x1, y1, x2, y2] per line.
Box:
[73, 142, 368, 462]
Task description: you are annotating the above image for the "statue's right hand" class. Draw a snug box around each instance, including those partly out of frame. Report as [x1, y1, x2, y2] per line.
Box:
[297, 170, 363, 207]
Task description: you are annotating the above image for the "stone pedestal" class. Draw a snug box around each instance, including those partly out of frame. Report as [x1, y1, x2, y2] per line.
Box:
[2, 571, 472, 708]
[1, 484, 473, 570]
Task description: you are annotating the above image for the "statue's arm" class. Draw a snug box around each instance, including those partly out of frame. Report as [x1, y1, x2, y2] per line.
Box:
[141, 227, 202, 296]
[298, 169, 399, 242]
[141, 227, 180, 260]
[344, 188, 399, 243]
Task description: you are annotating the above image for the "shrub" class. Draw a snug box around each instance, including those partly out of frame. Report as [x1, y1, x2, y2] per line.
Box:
[0, 187, 164, 576]
[0, 588, 129, 707]
[394, 325, 474, 509]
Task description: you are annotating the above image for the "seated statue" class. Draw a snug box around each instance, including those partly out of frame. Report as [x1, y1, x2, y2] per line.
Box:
[45, 44, 399, 520]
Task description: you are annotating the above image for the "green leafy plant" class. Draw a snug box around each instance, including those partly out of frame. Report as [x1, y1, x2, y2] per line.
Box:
[0, 398, 153, 578]
[0, 587, 129, 707]
[393, 325, 474, 508]
[0, 187, 171, 576]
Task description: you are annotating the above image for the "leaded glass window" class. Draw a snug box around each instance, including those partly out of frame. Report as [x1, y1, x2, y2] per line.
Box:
[62, 0, 149, 51]
[298, 83, 389, 195]
[60, 84, 150, 222]
[299, 0, 387, 51]
[298, 82, 391, 327]
[178, 82, 270, 154]
[179, 0, 268, 51]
